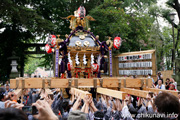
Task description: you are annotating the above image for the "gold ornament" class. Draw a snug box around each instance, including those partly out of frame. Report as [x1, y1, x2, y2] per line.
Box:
[75, 41, 82, 46]
[79, 35, 85, 40]
[84, 41, 90, 47]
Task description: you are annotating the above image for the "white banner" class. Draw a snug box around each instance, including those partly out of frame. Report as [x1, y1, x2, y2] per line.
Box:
[118, 54, 152, 61]
[119, 62, 152, 68]
[119, 70, 152, 75]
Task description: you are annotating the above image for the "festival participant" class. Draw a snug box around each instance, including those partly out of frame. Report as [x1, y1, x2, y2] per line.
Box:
[170, 78, 178, 90]
[0, 88, 24, 110]
[1, 85, 180, 120]
[0, 88, 6, 108]
[147, 74, 155, 84]
[0, 108, 28, 120]
[93, 111, 104, 120]
[154, 92, 180, 119]
[155, 80, 165, 90]
[32, 100, 59, 120]
[4, 81, 10, 88]
[51, 90, 64, 116]
[7, 91, 18, 102]
[169, 83, 177, 91]
[157, 72, 163, 80]
[155, 72, 163, 85]
[68, 110, 86, 120]
[165, 78, 171, 90]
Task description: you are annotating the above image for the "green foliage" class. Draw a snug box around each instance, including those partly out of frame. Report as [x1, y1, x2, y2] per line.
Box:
[0, 0, 103, 82]
[24, 54, 46, 75]
[0, 0, 56, 81]
[2, 0, 177, 80]
[89, 0, 155, 53]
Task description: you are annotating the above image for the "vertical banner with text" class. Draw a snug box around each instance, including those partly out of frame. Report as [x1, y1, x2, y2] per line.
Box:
[109, 49, 112, 77]
[55, 48, 59, 77]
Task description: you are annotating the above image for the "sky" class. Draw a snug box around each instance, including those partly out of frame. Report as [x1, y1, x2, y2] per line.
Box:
[157, 0, 179, 28]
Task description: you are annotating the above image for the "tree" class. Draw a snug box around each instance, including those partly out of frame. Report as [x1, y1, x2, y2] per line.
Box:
[89, 0, 156, 54]
[0, 0, 55, 81]
[24, 54, 46, 76]
[148, 0, 180, 70]
[0, 0, 104, 82]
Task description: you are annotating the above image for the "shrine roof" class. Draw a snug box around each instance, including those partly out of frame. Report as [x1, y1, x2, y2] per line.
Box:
[68, 34, 98, 47]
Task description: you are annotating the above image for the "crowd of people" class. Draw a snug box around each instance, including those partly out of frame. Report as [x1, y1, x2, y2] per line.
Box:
[146, 72, 178, 91]
[0, 73, 180, 120]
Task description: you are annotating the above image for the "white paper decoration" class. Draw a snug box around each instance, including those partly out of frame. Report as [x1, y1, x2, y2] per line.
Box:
[68, 52, 73, 65]
[91, 53, 94, 65]
[75, 52, 80, 65]
[83, 54, 87, 65]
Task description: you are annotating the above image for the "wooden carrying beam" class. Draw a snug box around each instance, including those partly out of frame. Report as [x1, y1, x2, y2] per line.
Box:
[102, 78, 119, 87]
[121, 78, 152, 88]
[24, 78, 43, 88]
[13, 89, 22, 98]
[71, 88, 92, 99]
[97, 87, 127, 100]
[121, 88, 149, 98]
[145, 88, 179, 97]
[51, 79, 69, 88]
[10, 77, 152, 88]
[121, 78, 143, 88]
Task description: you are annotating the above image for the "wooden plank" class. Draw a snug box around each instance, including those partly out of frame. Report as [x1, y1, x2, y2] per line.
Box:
[10, 79, 16, 89]
[121, 88, 149, 98]
[121, 78, 143, 88]
[24, 78, 43, 88]
[71, 88, 92, 99]
[78, 79, 94, 87]
[152, 52, 157, 76]
[51, 79, 69, 88]
[13, 89, 22, 98]
[126, 78, 142, 88]
[10, 77, 150, 88]
[143, 78, 153, 88]
[160, 70, 173, 80]
[145, 88, 179, 97]
[115, 50, 155, 57]
[102, 78, 119, 87]
[97, 87, 127, 100]
[44, 78, 51, 88]
[17, 78, 24, 89]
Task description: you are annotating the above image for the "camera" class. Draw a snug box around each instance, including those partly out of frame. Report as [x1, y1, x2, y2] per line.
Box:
[22, 106, 38, 115]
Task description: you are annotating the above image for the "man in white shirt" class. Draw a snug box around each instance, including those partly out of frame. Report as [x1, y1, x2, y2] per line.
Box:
[156, 80, 165, 90]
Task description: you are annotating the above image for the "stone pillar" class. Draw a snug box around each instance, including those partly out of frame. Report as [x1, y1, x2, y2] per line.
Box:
[8, 53, 19, 79]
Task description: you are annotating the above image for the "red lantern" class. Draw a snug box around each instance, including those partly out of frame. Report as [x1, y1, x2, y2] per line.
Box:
[113, 37, 121, 49]
[51, 35, 56, 47]
[45, 44, 52, 54]
[92, 63, 99, 72]
[78, 6, 86, 18]
[67, 62, 72, 71]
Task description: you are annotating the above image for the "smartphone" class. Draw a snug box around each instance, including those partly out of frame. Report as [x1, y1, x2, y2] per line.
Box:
[22, 106, 38, 115]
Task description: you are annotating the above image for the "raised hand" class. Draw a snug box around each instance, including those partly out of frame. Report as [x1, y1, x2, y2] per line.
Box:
[5, 100, 24, 109]
[32, 100, 58, 120]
